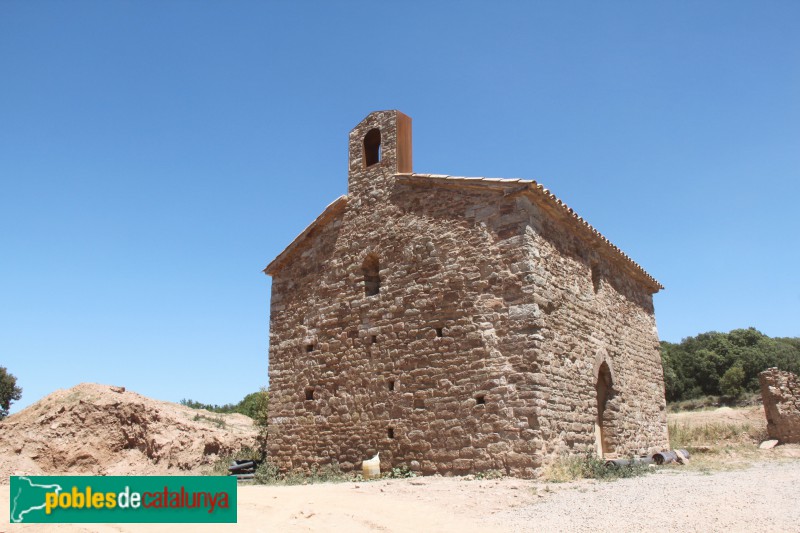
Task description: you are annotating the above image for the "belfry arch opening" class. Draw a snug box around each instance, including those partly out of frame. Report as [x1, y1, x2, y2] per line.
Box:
[362, 254, 380, 296]
[595, 361, 613, 457]
[363, 128, 381, 167]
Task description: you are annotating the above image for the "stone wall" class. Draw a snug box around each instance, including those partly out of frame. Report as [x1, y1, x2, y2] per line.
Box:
[759, 368, 800, 443]
[265, 111, 668, 477]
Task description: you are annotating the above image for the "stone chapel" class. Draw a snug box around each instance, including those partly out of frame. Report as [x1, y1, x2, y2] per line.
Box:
[264, 110, 669, 477]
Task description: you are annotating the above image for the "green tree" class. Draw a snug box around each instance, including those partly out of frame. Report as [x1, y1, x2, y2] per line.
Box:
[0, 366, 22, 420]
[237, 390, 269, 419]
[719, 364, 746, 398]
[660, 328, 800, 403]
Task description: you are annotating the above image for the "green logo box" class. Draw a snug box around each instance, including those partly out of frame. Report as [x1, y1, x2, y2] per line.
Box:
[10, 476, 237, 523]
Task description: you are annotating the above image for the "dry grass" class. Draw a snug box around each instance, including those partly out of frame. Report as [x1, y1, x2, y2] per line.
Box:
[666, 418, 769, 472]
[542, 453, 650, 483]
[668, 420, 765, 449]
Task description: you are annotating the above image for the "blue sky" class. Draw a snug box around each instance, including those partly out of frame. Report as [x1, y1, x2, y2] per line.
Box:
[1, 1, 798, 412]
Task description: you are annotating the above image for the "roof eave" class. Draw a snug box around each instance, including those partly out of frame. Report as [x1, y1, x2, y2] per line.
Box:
[398, 173, 664, 293]
[263, 195, 348, 277]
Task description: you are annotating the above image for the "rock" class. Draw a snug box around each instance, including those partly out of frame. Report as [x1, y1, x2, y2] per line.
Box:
[759, 369, 800, 444]
[759, 440, 779, 450]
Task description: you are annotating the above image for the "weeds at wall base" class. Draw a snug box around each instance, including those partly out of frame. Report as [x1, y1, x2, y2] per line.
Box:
[210, 456, 423, 485]
[543, 453, 651, 483]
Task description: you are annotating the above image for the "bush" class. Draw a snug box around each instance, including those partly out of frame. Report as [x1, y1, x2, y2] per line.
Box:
[254, 461, 350, 485]
[384, 464, 416, 479]
[667, 395, 722, 412]
[472, 469, 505, 480]
[253, 461, 281, 484]
[720, 365, 746, 398]
[544, 453, 650, 482]
[192, 413, 226, 428]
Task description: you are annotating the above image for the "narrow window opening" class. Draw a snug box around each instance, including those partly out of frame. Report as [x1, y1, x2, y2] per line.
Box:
[388, 427, 395, 439]
[388, 379, 395, 391]
[413, 398, 425, 410]
[362, 255, 381, 297]
[371, 335, 378, 345]
[363, 128, 381, 168]
[304, 387, 315, 401]
[305, 344, 314, 353]
[435, 327, 443, 338]
[591, 263, 601, 294]
[475, 394, 486, 405]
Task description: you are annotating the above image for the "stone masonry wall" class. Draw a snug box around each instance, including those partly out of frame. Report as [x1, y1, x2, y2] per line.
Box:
[513, 193, 669, 458]
[759, 368, 800, 443]
[266, 111, 668, 477]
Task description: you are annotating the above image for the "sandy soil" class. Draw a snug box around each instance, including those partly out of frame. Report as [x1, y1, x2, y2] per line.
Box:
[0, 383, 257, 481]
[3, 458, 799, 532]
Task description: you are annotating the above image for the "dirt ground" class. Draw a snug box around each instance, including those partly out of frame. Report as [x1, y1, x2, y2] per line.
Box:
[0, 383, 257, 481]
[2, 458, 799, 532]
[3, 402, 799, 532]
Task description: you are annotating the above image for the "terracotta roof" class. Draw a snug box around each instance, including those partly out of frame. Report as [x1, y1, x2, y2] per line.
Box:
[263, 195, 347, 276]
[397, 173, 663, 291]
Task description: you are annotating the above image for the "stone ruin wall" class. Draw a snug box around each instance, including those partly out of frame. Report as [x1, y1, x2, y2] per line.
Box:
[266, 111, 668, 477]
[759, 368, 800, 443]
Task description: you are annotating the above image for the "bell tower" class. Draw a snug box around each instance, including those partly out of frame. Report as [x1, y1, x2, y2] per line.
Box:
[347, 110, 412, 198]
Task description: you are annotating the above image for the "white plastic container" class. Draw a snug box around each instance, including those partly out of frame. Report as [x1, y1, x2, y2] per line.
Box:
[362, 453, 380, 479]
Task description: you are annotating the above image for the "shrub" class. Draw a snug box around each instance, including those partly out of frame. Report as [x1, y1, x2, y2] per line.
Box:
[543, 453, 650, 482]
[720, 365, 746, 398]
[253, 461, 350, 485]
[384, 464, 416, 479]
[254, 461, 281, 484]
[192, 413, 227, 428]
[472, 469, 505, 480]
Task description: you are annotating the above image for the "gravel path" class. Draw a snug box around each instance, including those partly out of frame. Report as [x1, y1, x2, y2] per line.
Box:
[495, 461, 800, 532]
[2, 459, 798, 532]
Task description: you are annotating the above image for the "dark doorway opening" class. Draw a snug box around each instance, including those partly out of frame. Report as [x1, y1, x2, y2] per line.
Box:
[595, 362, 613, 457]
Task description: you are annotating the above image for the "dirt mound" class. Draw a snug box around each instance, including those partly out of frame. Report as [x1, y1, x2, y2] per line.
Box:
[0, 383, 257, 482]
[668, 405, 767, 430]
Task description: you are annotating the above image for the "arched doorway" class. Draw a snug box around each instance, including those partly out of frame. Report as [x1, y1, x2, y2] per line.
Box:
[595, 361, 613, 457]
